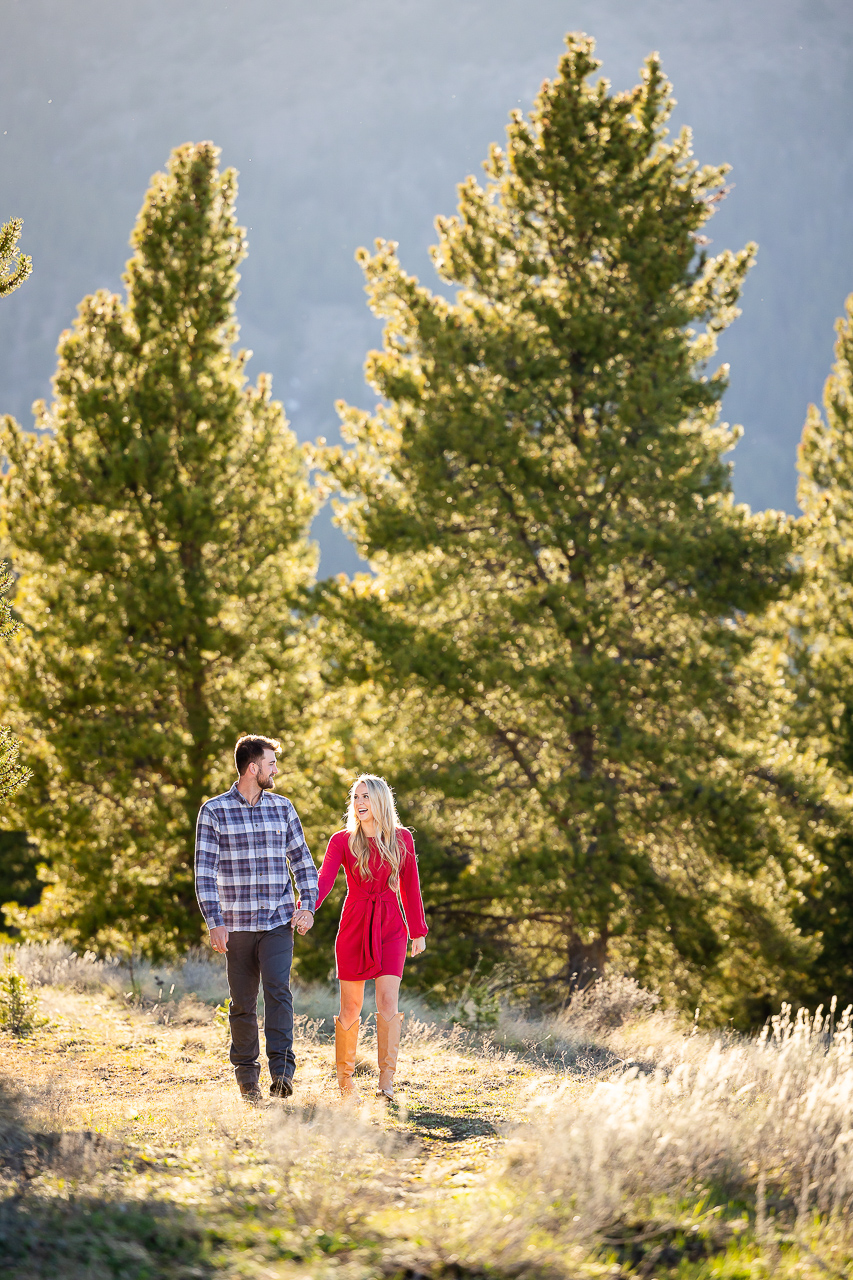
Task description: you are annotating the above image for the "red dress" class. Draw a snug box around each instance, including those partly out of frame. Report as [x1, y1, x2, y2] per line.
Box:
[316, 829, 428, 980]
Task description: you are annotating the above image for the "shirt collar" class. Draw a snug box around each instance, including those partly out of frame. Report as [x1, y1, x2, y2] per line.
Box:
[230, 781, 265, 808]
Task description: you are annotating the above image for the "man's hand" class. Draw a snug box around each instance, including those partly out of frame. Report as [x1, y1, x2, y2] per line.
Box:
[209, 926, 229, 954]
[411, 936, 426, 957]
[292, 909, 314, 935]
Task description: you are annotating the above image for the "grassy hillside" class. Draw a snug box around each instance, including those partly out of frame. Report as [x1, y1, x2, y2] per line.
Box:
[1, 946, 851, 1278]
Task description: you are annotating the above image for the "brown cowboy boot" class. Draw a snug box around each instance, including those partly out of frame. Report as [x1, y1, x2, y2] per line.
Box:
[376, 1012, 404, 1100]
[334, 1016, 361, 1096]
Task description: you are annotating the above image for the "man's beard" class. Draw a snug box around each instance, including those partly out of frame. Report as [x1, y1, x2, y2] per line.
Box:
[257, 772, 275, 791]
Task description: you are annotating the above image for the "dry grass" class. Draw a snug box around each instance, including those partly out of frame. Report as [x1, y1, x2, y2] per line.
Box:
[1, 950, 852, 1278]
[2, 940, 231, 1006]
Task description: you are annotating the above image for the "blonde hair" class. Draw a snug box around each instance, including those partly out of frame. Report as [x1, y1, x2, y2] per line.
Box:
[346, 774, 407, 885]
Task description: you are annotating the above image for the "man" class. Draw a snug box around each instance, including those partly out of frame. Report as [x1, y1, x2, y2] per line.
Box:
[195, 734, 317, 1103]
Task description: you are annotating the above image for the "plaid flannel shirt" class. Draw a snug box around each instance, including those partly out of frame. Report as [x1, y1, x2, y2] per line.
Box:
[194, 783, 318, 931]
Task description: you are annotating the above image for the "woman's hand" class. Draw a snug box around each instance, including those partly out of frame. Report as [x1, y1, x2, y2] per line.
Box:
[292, 909, 314, 935]
[411, 936, 426, 958]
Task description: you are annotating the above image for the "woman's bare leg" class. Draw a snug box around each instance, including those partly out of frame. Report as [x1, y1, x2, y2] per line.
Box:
[338, 980, 365, 1029]
[375, 975, 402, 1020]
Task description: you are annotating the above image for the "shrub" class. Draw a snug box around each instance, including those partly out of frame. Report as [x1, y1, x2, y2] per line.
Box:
[563, 973, 662, 1034]
[0, 957, 39, 1037]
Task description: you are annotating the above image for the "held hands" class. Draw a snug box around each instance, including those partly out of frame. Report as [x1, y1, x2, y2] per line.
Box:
[209, 926, 229, 954]
[292, 908, 314, 936]
[411, 936, 426, 958]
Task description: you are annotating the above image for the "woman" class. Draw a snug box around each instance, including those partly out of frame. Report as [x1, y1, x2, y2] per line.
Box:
[315, 774, 428, 1099]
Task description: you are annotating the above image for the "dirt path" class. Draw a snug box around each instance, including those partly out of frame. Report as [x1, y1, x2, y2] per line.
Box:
[0, 985, 548, 1166]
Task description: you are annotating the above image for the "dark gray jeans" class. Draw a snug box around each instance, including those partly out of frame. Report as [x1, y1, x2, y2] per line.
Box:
[225, 925, 295, 1088]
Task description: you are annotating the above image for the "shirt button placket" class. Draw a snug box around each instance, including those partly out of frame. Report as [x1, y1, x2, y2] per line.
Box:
[255, 802, 266, 928]
[251, 803, 259, 928]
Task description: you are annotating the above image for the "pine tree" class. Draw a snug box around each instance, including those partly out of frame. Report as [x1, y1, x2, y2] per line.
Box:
[786, 295, 853, 1005]
[0, 143, 316, 955]
[0, 217, 32, 298]
[317, 35, 809, 1010]
[0, 217, 32, 808]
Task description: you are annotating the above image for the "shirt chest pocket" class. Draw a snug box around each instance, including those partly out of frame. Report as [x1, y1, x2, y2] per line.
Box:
[264, 827, 285, 857]
[261, 829, 287, 887]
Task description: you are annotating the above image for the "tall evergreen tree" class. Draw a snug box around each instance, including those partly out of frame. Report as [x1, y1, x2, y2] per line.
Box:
[0, 143, 317, 955]
[0, 216, 32, 810]
[317, 35, 811, 1012]
[785, 294, 853, 1005]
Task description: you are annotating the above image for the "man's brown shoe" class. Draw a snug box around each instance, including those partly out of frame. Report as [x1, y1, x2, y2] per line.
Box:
[270, 1076, 293, 1099]
[239, 1083, 263, 1105]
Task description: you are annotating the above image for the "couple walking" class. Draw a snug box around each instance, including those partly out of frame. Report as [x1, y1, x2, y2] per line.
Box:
[194, 734, 428, 1103]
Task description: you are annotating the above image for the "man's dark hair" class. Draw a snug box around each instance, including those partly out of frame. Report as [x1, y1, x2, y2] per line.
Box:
[234, 734, 281, 776]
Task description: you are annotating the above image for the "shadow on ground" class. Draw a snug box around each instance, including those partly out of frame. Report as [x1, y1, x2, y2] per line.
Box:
[406, 1108, 497, 1143]
[0, 1195, 221, 1280]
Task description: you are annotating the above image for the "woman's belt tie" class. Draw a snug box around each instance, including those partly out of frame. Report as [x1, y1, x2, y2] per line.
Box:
[349, 886, 398, 980]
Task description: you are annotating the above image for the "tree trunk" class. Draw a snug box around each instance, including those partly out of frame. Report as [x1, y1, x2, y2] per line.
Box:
[566, 929, 608, 990]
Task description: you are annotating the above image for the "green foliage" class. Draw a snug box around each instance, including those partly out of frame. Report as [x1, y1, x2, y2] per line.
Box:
[0, 562, 30, 808]
[451, 959, 502, 1032]
[0, 216, 32, 298]
[0, 956, 39, 1036]
[0, 832, 42, 937]
[316, 34, 813, 1017]
[0, 39, 845, 1022]
[0, 143, 319, 956]
[0, 1196, 236, 1280]
[0, 725, 29, 815]
[783, 294, 853, 1005]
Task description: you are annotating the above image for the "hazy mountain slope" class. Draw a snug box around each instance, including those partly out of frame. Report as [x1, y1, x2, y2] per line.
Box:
[0, 0, 850, 570]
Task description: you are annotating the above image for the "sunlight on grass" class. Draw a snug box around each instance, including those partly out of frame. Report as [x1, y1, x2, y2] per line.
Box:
[1, 947, 853, 1278]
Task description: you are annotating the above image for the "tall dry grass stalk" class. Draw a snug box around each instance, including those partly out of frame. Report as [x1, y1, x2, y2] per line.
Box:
[265, 1103, 413, 1234]
[507, 1000, 853, 1237]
